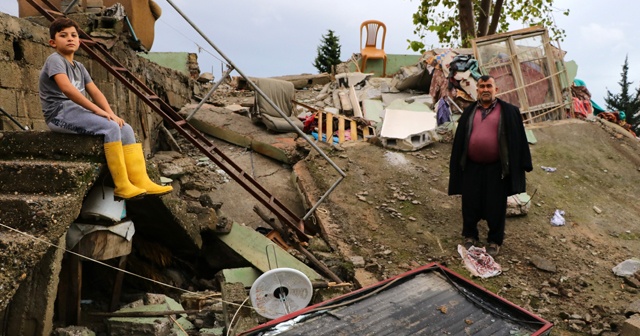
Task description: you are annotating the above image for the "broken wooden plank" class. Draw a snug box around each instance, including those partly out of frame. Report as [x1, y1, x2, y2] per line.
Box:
[349, 86, 363, 118]
[76, 231, 132, 261]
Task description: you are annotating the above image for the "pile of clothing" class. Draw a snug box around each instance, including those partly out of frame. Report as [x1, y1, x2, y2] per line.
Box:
[423, 49, 483, 126]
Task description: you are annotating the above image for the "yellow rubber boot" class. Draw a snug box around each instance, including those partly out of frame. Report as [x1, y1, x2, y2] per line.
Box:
[104, 142, 147, 200]
[123, 143, 173, 195]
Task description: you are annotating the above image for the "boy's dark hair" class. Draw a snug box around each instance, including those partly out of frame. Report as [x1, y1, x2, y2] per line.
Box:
[49, 17, 80, 40]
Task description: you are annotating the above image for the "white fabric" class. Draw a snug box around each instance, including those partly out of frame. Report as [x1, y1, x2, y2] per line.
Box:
[66, 220, 135, 250]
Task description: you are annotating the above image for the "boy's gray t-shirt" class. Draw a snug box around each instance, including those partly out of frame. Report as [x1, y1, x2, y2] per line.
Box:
[39, 52, 93, 123]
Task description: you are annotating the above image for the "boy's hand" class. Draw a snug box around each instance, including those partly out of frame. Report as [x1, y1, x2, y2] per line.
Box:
[110, 113, 125, 127]
[96, 110, 124, 127]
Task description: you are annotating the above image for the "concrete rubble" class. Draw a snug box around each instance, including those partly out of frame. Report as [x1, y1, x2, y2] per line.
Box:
[2, 4, 640, 335]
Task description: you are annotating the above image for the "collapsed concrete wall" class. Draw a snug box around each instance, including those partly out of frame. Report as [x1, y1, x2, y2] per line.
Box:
[0, 10, 200, 335]
[0, 11, 195, 151]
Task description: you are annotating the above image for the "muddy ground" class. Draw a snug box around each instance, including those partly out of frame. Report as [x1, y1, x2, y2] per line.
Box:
[168, 85, 640, 335]
[299, 119, 640, 335]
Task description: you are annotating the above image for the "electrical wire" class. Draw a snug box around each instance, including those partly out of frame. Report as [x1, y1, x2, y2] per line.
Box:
[227, 296, 250, 336]
[156, 17, 227, 67]
[0, 222, 253, 310]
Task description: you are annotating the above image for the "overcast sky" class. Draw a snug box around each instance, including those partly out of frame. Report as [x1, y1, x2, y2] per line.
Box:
[1, 0, 638, 105]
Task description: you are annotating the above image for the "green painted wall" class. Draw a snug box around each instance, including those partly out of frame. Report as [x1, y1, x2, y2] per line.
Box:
[139, 52, 190, 75]
[349, 54, 422, 77]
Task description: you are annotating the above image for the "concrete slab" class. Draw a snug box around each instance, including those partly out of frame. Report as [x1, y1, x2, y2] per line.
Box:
[386, 100, 432, 112]
[220, 267, 262, 288]
[216, 223, 324, 281]
[379, 108, 438, 152]
[107, 300, 194, 336]
[335, 72, 373, 87]
[381, 92, 415, 106]
[621, 315, 640, 336]
[180, 104, 301, 165]
[362, 99, 384, 124]
[108, 304, 177, 335]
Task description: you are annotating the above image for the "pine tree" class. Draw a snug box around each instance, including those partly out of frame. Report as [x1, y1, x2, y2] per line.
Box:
[313, 30, 341, 74]
[604, 55, 640, 131]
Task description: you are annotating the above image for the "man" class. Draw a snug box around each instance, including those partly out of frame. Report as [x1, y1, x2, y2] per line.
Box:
[448, 75, 532, 257]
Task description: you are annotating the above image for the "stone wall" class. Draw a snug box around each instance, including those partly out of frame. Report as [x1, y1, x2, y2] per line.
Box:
[0, 11, 195, 150]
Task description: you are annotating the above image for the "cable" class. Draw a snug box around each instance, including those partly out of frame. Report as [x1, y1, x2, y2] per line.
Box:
[0, 222, 252, 310]
[227, 296, 250, 336]
[157, 17, 227, 66]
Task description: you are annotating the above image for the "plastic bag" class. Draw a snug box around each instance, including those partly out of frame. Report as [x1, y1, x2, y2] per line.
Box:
[550, 209, 565, 226]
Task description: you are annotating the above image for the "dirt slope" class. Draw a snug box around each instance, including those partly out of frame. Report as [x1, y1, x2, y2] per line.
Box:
[301, 119, 640, 334]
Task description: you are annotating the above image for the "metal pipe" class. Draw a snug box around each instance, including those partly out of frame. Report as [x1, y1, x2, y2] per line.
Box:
[186, 65, 234, 121]
[0, 107, 28, 131]
[164, 0, 346, 223]
[62, 0, 80, 14]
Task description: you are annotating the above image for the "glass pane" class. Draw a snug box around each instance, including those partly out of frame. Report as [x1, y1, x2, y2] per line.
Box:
[477, 41, 510, 67]
[514, 35, 555, 106]
[514, 35, 545, 62]
[490, 64, 520, 108]
[477, 41, 519, 107]
[521, 59, 555, 106]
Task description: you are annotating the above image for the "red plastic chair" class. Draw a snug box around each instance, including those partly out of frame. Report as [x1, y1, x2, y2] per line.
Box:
[360, 20, 387, 76]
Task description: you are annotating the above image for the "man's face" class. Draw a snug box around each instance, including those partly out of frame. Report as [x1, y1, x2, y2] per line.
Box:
[49, 26, 79, 55]
[477, 78, 498, 105]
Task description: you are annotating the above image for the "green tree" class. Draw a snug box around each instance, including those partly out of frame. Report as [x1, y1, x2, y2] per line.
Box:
[604, 55, 640, 131]
[313, 30, 341, 74]
[408, 0, 569, 51]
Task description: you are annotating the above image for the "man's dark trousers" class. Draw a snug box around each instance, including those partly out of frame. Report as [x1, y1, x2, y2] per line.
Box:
[461, 160, 508, 245]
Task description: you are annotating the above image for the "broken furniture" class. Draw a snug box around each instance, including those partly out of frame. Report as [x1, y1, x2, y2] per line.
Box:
[360, 20, 387, 77]
[472, 26, 571, 123]
[315, 109, 375, 144]
[251, 78, 305, 133]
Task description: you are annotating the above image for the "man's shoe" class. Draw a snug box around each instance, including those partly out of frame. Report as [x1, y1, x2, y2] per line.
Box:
[463, 238, 477, 250]
[487, 243, 500, 257]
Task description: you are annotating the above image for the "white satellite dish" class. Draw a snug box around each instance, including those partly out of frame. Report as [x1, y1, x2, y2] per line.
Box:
[250, 268, 313, 319]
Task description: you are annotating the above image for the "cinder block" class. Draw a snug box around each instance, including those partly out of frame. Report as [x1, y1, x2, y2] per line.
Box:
[21, 41, 48, 66]
[18, 91, 41, 119]
[21, 66, 40, 92]
[0, 62, 23, 89]
[0, 89, 18, 115]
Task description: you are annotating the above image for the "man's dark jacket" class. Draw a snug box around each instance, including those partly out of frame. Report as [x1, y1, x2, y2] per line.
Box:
[448, 98, 533, 196]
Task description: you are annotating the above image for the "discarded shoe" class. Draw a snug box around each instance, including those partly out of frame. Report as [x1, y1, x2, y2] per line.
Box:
[463, 238, 477, 250]
[487, 243, 500, 257]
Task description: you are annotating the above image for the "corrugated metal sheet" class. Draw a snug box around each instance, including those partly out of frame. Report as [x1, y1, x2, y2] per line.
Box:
[243, 264, 552, 336]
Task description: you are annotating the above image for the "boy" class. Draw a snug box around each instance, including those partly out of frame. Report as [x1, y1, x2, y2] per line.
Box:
[39, 17, 172, 199]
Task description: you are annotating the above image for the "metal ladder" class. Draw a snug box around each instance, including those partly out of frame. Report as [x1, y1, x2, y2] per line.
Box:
[26, 0, 310, 242]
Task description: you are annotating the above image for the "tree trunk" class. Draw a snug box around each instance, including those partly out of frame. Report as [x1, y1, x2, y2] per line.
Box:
[488, 0, 504, 35]
[458, 0, 475, 47]
[477, 0, 492, 37]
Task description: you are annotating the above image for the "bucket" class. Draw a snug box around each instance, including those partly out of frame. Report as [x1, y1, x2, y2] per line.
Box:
[80, 186, 126, 222]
